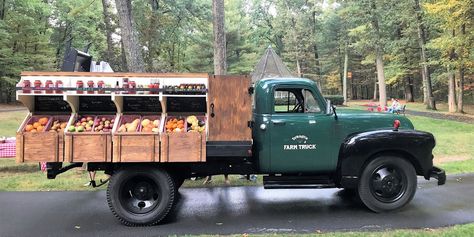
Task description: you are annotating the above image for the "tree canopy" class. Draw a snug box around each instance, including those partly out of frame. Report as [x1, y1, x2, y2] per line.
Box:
[0, 0, 472, 110]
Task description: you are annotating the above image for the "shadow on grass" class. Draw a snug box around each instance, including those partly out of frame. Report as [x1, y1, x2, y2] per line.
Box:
[0, 163, 39, 173]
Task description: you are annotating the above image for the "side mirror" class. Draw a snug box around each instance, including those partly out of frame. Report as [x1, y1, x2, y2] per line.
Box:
[326, 99, 338, 120]
[326, 99, 333, 115]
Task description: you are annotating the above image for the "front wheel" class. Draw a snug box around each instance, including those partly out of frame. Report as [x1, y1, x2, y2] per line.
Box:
[107, 167, 175, 226]
[358, 156, 417, 212]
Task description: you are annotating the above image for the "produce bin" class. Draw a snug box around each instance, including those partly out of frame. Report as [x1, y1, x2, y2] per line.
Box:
[161, 115, 206, 162]
[16, 114, 61, 163]
[64, 114, 115, 162]
[112, 115, 162, 162]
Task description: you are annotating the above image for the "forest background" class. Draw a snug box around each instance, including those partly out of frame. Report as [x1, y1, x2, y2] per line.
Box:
[0, 0, 472, 111]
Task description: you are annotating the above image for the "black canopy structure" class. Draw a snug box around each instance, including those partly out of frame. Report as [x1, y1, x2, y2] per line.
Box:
[251, 45, 295, 83]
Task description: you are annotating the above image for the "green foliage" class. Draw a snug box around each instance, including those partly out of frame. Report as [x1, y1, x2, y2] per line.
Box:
[0, 0, 472, 104]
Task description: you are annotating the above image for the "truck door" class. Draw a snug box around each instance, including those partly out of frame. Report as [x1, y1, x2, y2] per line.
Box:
[269, 86, 336, 173]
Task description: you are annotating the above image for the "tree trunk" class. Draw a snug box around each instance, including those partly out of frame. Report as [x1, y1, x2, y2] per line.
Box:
[0, 0, 6, 20]
[342, 46, 348, 105]
[311, 1, 321, 81]
[456, 24, 465, 114]
[413, 0, 436, 109]
[120, 40, 128, 72]
[373, 77, 378, 101]
[370, 0, 386, 107]
[448, 66, 457, 113]
[405, 76, 414, 102]
[115, 0, 145, 72]
[146, 0, 159, 72]
[212, 0, 226, 75]
[101, 0, 115, 68]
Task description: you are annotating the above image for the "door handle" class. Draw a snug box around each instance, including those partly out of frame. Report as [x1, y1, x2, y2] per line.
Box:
[272, 120, 286, 125]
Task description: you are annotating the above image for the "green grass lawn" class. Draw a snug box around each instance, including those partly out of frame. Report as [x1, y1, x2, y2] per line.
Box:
[199, 223, 474, 236]
[0, 110, 27, 137]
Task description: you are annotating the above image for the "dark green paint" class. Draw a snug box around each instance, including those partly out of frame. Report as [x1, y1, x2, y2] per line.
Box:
[253, 78, 415, 173]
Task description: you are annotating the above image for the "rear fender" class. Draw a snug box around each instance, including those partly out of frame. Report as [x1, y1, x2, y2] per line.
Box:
[337, 129, 435, 188]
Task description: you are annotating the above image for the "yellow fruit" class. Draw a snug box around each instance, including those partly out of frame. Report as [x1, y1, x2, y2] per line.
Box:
[141, 119, 151, 127]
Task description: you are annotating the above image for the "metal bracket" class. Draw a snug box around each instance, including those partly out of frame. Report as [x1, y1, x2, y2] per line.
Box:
[248, 87, 254, 95]
[247, 121, 254, 128]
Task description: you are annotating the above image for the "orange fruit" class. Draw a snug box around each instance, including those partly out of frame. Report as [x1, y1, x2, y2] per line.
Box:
[36, 125, 44, 132]
[30, 129, 37, 133]
[33, 122, 41, 129]
[25, 124, 34, 132]
[39, 117, 48, 125]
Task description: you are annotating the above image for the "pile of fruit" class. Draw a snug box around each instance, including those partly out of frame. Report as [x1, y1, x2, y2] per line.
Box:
[118, 118, 140, 132]
[141, 118, 160, 132]
[93, 117, 115, 132]
[24, 117, 49, 133]
[165, 117, 185, 133]
[68, 116, 94, 132]
[49, 120, 68, 132]
[186, 116, 205, 133]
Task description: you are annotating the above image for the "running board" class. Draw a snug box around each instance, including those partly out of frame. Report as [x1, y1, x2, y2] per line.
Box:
[263, 175, 336, 189]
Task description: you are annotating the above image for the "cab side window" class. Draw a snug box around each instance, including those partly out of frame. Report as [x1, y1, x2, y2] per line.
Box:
[274, 89, 298, 113]
[303, 89, 321, 113]
[273, 88, 321, 113]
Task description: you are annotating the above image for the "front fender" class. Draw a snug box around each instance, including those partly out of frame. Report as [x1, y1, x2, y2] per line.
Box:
[337, 129, 435, 188]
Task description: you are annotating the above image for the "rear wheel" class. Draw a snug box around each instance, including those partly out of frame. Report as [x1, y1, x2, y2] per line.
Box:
[358, 156, 417, 212]
[107, 167, 175, 226]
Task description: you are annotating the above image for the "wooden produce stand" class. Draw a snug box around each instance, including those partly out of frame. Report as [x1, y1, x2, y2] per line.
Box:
[16, 93, 72, 163]
[15, 72, 250, 164]
[112, 99, 163, 162]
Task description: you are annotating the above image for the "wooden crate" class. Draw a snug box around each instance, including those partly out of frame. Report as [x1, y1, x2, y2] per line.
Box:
[112, 115, 161, 162]
[64, 133, 112, 162]
[113, 134, 159, 162]
[64, 114, 114, 162]
[16, 131, 59, 163]
[161, 131, 206, 162]
[16, 114, 63, 163]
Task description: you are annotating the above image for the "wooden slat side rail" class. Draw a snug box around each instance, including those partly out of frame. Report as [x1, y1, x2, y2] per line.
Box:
[113, 133, 157, 162]
[208, 75, 252, 141]
[161, 132, 205, 162]
[21, 132, 58, 162]
[15, 133, 24, 163]
[65, 133, 111, 162]
[21, 71, 209, 78]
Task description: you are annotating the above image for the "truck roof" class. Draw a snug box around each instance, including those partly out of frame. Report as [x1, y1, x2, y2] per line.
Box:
[256, 77, 317, 87]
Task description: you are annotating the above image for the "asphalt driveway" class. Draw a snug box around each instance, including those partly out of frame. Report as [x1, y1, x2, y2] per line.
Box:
[0, 174, 472, 236]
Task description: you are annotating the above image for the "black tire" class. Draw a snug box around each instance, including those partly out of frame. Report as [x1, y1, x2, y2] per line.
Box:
[107, 167, 175, 226]
[173, 176, 185, 190]
[358, 156, 417, 212]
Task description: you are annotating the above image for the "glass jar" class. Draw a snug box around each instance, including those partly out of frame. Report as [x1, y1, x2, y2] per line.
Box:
[45, 80, 54, 94]
[55, 80, 63, 94]
[76, 80, 84, 94]
[87, 80, 95, 94]
[34, 80, 42, 94]
[97, 80, 105, 94]
[22, 80, 31, 93]
[129, 81, 136, 94]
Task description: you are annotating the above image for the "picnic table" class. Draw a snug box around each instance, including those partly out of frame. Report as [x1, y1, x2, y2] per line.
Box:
[0, 138, 16, 158]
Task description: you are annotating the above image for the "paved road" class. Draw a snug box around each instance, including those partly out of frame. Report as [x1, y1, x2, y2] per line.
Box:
[0, 174, 473, 237]
[405, 109, 474, 124]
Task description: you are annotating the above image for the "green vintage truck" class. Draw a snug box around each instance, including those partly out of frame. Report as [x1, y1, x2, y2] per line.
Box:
[16, 73, 445, 226]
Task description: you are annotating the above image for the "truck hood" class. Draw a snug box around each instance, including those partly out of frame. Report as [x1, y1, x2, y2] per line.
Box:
[334, 108, 414, 133]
